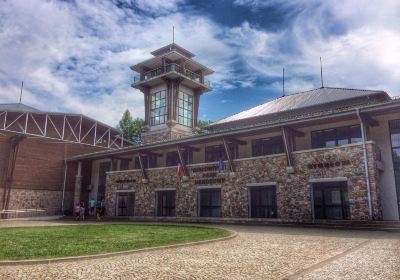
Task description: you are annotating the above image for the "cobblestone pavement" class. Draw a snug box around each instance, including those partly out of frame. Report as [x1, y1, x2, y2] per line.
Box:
[0, 220, 399, 280]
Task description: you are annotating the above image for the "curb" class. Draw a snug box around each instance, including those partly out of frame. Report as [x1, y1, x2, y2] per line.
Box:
[0, 226, 237, 266]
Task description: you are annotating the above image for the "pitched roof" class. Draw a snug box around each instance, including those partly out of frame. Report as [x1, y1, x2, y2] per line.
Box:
[0, 103, 41, 112]
[207, 87, 389, 129]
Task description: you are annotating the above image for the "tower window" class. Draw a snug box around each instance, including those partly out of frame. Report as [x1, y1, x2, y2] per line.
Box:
[177, 91, 193, 127]
[150, 90, 167, 126]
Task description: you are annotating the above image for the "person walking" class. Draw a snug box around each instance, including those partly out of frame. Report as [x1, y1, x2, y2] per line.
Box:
[79, 202, 85, 221]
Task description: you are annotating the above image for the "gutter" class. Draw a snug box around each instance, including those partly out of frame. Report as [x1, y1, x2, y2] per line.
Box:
[356, 108, 373, 221]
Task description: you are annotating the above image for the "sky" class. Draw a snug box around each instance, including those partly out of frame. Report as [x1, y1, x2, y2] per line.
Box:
[1, 0, 400, 126]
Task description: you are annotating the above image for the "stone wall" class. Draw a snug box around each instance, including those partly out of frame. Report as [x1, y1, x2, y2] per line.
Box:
[105, 142, 381, 222]
[1, 189, 73, 218]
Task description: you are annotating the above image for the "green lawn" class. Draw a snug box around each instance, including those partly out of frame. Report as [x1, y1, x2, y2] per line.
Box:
[0, 224, 229, 260]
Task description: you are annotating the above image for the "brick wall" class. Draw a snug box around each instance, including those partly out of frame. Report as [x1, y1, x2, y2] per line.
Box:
[0, 135, 104, 216]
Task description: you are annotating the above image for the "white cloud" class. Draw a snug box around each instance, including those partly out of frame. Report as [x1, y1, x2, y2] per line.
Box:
[0, 0, 399, 127]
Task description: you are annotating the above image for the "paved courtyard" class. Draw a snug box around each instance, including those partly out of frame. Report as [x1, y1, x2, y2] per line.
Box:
[0, 220, 399, 280]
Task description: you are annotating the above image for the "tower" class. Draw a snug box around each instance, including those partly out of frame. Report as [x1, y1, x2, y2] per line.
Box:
[131, 43, 213, 143]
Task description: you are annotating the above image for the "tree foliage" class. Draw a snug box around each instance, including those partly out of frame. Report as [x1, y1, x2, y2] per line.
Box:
[117, 110, 144, 144]
[196, 120, 213, 134]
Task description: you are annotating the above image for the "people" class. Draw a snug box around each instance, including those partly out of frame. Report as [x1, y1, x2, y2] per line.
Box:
[79, 202, 85, 221]
[75, 203, 80, 220]
[89, 197, 96, 216]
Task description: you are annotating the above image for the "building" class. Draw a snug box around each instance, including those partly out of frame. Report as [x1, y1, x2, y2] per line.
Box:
[66, 43, 400, 222]
[0, 103, 127, 218]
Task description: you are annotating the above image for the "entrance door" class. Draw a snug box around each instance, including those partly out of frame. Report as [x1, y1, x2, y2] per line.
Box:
[313, 182, 349, 220]
[250, 186, 277, 218]
[98, 162, 111, 201]
[116, 192, 135, 216]
[156, 190, 176, 217]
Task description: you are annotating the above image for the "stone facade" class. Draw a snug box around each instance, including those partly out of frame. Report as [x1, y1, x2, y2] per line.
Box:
[105, 142, 382, 222]
[1, 189, 73, 218]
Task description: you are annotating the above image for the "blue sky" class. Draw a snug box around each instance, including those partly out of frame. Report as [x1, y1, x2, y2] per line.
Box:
[1, 0, 400, 125]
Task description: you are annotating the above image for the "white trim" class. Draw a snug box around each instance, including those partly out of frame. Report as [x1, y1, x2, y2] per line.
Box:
[155, 188, 176, 192]
[115, 190, 135, 193]
[308, 177, 348, 183]
[247, 182, 277, 187]
[196, 185, 221, 190]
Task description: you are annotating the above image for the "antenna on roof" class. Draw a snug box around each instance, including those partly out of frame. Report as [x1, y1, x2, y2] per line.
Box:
[282, 67, 285, 97]
[19, 81, 23, 104]
[320, 57, 324, 88]
[173, 26, 175, 43]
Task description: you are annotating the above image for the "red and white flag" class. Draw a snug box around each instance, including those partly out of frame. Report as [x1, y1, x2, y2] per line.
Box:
[177, 163, 184, 177]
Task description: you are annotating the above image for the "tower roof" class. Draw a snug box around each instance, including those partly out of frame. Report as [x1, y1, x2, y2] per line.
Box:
[150, 43, 195, 58]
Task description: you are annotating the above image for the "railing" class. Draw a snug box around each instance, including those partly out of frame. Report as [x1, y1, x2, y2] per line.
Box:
[133, 63, 211, 87]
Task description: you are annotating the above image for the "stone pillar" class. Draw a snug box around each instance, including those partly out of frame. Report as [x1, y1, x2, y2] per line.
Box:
[73, 161, 82, 207]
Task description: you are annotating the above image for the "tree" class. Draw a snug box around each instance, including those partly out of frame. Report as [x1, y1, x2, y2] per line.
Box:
[117, 110, 144, 144]
[196, 120, 213, 135]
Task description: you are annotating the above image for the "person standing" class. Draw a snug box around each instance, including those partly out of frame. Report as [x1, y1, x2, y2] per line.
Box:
[79, 202, 85, 221]
[89, 197, 96, 216]
[75, 203, 80, 221]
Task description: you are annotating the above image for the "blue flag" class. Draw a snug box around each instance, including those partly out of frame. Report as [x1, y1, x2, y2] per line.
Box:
[218, 159, 224, 173]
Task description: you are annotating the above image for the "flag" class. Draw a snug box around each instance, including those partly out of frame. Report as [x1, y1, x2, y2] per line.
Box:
[177, 163, 184, 177]
[218, 159, 224, 173]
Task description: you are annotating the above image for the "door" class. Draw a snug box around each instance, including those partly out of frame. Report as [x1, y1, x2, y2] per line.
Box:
[313, 182, 349, 220]
[156, 190, 176, 217]
[98, 162, 111, 200]
[116, 192, 135, 216]
[250, 186, 277, 218]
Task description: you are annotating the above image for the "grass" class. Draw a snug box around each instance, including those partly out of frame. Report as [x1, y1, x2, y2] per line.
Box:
[0, 224, 229, 260]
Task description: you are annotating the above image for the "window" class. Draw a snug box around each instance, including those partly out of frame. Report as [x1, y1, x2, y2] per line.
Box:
[150, 90, 167, 126]
[166, 151, 193, 166]
[389, 119, 400, 215]
[311, 125, 362, 149]
[156, 190, 176, 217]
[252, 136, 284, 157]
[205, 144, 238, 162]
[120, 159, 130, 171]
[313, 182, 350, 220]
[199, 188, 221, 217]
[177, 91, 193, 127]
[134, 155, 157, 169]
[250, 186, 277, 218]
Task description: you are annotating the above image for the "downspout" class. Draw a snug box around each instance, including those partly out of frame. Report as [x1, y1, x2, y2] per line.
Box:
[356, 108, 373, 221]
[61, 159, 68, 216]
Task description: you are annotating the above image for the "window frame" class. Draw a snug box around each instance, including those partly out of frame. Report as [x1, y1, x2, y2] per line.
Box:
[149, 90, 168, 126]
[251, 136, 284, 157]
[199, 188, 222, 217]
[204, 143, 238, 163]
[311, 125, 362, 149]
[156, 190, 176, 217]
[176, 91, 193, 127]
[166, 150, 193, 167]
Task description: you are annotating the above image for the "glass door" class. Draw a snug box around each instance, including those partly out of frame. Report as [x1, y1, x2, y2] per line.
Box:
[313, 182, 349, 220]
[116, 192, 135, 216]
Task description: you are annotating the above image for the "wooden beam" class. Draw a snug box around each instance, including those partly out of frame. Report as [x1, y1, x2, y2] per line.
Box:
[222, 138, 235, 173]
[281, 127, 293, 167]
[176, 146, 188, 177]
[137, 153, 147, 180]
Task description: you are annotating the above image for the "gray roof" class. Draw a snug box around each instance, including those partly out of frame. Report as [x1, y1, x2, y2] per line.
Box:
[208, 87, 389, 129]
[0, 103, 41, 112]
